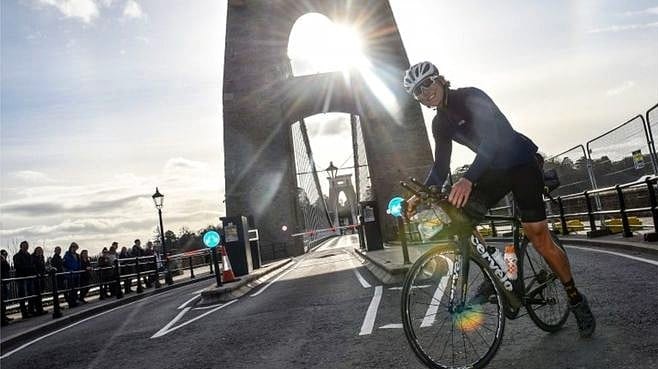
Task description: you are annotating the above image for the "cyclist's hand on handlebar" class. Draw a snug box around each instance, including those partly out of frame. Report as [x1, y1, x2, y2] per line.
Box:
[448, 178, 473, 208]
[405, 195, 420, 219]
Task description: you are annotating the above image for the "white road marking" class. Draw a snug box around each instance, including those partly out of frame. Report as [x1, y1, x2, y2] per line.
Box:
[249, 262, 298, 297]
[421, 256, 453, 328]
[151, 300, 238, 338]
[359, 286, 383, 336]
[0, 298, 144, 359]
[177, 294, 201, 310]
[353, 269, 371, 288]
[152, 308, 190, 338]
[192, 304, 225, 310]
[379, 323, 403, 329]
[388, 285, 431, 290]
[566, 245, 658, 266]
[192, 288, 207, 295]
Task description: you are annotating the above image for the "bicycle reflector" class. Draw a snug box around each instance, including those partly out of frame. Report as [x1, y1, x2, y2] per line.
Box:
[203, 230, 221, 248]
[387, 197, 405, 218]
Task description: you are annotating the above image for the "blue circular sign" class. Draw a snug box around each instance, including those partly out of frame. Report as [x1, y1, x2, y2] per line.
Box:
[387, 196, 405, 218]
[203, 231, 221, 248]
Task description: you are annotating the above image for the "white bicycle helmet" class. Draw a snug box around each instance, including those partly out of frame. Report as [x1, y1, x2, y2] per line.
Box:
[403, 61, 439, 94]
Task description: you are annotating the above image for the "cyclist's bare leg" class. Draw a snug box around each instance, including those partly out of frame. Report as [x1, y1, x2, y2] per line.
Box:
[521, 220, 572, 283]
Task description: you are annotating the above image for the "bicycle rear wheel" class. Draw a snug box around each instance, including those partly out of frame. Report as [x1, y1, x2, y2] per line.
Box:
[523, 232, 570, 332]
[401, 244, 505, 369]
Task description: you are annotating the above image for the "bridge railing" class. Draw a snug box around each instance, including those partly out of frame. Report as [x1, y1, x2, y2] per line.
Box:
[1, 249, 214, 321]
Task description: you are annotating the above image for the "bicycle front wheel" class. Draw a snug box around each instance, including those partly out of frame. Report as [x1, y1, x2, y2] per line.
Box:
[401, 244, 505, 369]
[523, 232, 570, 332]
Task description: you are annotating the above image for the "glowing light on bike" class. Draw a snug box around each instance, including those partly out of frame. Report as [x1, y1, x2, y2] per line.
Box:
[386, 197, 405, 218]
[453, 305, 486, 332]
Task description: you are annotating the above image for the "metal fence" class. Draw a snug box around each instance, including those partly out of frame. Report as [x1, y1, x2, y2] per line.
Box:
[1, 249, 213, 321]
[587, 115, 653, 188]
[544, 145, 593, 197]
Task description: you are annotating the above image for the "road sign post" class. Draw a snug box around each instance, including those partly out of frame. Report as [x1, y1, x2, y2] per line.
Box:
[203, 231, 223, 287]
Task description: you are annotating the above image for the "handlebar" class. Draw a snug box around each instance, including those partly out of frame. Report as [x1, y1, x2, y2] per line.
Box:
[400, 177, 447, 202]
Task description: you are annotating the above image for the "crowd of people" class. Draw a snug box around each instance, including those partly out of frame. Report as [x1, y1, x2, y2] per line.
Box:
[0, 239, 161, 326]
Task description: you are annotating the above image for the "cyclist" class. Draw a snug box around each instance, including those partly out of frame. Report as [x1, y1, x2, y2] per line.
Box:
[402, 61, 596, 338]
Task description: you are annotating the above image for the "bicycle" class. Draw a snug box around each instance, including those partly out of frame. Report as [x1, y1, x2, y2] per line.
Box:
[397, 178, 570, 369]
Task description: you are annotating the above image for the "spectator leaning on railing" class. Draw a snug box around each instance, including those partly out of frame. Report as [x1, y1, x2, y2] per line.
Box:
[1, 249, 12, 326]
[13, 241, 38, 318]
[30, 246, 47, 315]
[63, 242, 81, 308]
[79, 249, 92, 304]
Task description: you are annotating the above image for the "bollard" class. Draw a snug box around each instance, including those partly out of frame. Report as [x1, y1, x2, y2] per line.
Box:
[211, 247, 222, 287]
[50, 270, 62, 318]
[557, 197, 569, 235]
[34, 274, 43, 313]
[189, 256, 195, 279]
[616, 185, 633, 238]
[0, 278, 6, 322]
[153, 255, 161, 289]
[398, 200, 411, 265]
[646, 178, 658, 236]
[584, 191, 596, 232]
[164, 256, 174, 286]
[208, 254, 214, 274]
[135, 257, 143, 293]
[114, 259, 123, 299]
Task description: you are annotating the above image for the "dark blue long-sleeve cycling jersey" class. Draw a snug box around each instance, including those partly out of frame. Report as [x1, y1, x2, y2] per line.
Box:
[424, 87, 538, 187]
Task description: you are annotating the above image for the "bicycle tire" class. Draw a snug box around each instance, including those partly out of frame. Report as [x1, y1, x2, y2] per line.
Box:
[401, 244, 505, 369]
[523, 232, 570, 332]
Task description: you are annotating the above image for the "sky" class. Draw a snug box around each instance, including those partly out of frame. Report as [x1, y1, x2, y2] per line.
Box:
[1, 0, 657, 256]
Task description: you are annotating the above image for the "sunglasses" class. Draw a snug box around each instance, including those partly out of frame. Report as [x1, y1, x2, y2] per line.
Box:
[413, 76, 439, 98]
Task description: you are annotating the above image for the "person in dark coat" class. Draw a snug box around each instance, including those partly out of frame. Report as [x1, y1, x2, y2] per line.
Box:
[49, 246, 65, 293]
[1, 249, 13, 325]
[30, 247, 47, 315]
[63, 242, 81, 308]
[13, 241, 36, 318]
[78, 249, 92, 303]
[119, 246, 133, 294]
[97, 248, 112, 299]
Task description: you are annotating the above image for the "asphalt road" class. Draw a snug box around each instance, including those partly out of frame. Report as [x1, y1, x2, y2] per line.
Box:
[1, 235, 657, 369]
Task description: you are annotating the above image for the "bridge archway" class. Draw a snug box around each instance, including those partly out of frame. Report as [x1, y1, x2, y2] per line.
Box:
[223, 0, 433, 257]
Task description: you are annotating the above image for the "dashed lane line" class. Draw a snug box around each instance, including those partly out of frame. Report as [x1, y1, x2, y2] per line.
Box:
[359, 286, 383, 336]
[566, 245, 658, 266]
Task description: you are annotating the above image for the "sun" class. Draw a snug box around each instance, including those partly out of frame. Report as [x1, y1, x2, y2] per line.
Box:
[288, 13, 367, 76]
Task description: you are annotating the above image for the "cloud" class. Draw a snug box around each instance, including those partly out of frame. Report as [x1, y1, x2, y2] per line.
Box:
[123, 0, 144, 20]
[588, 22, 658, 33]
[623, 6, 658, 16]
[38, 0, 100, 23]
[10, 170, 57, 184]
[606, 81, 636, 96]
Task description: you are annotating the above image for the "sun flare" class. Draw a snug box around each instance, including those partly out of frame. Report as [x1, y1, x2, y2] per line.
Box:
[288, 13, 367, 76]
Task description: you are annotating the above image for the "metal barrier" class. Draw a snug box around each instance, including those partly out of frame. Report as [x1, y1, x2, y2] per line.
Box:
[476, 176, 658, 240]
[1, 249, 213, 322]
[646, 103, 658, 171]
[544, 145, 594, 197]
[586, 115, 654, 188]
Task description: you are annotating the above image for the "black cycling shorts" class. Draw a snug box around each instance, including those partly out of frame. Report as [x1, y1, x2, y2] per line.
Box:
[464, 160, 547, 223]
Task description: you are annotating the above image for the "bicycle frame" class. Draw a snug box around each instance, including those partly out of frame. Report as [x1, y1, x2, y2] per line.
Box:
[440, 214, 527, 315]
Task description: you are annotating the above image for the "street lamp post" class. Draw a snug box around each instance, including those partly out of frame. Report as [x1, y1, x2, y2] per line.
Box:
[325, 161, 339, 231]
[152, 187, 174, 285]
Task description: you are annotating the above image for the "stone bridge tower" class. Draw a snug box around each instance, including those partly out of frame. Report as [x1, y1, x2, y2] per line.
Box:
[222, 0, 433, 256]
